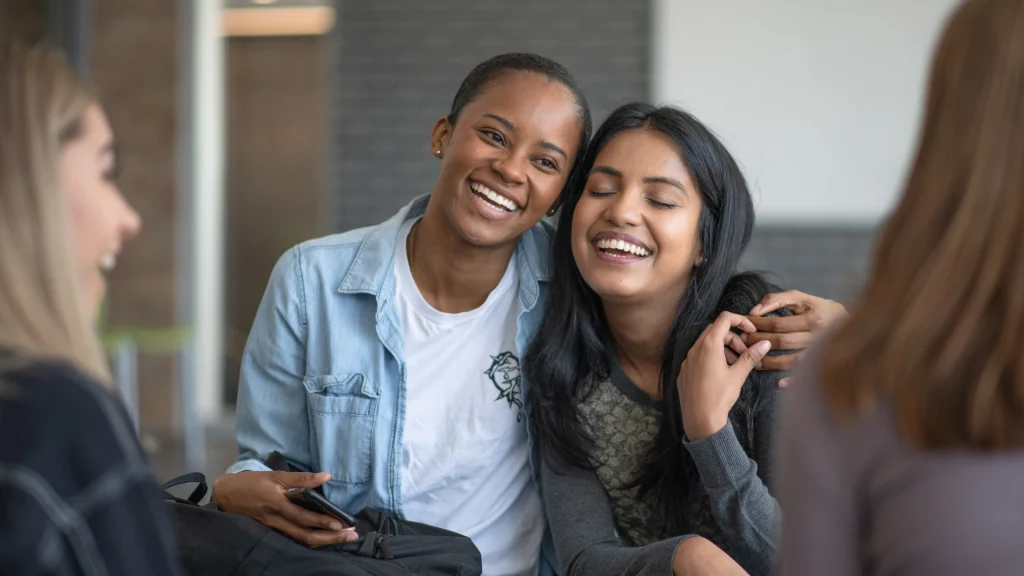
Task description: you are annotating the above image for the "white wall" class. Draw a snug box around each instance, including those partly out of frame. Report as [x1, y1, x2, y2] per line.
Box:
[652, 0, 961, 224]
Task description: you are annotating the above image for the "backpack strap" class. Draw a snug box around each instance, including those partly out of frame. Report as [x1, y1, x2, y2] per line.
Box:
[160, 472, 208, 505]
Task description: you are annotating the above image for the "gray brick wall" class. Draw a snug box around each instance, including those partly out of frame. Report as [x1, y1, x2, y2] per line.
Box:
[740, 226, 877, 303]
[329, 0, 875, 305]
[331, 0, 649, 232]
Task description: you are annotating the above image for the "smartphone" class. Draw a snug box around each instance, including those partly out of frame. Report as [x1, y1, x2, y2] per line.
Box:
[296, 487, 359, 527]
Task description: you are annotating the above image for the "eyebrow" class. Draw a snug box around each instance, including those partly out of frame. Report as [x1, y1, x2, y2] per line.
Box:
[484, 113, 515, 131]
[644, 176, 687, 193]
[590, 165, 688, 194]
[483, 113, 568, 160]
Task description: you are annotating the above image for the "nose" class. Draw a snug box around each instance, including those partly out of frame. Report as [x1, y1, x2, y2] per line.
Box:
[119, 193, 142, 240]
[604, 188, 643, 227]
[492, 152, 527, 186]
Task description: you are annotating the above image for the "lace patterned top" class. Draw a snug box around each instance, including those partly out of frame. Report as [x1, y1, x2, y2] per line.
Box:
[578, 368, 663, 545]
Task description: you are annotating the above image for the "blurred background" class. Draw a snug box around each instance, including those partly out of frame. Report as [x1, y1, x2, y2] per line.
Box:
[0, 0, 960, 481]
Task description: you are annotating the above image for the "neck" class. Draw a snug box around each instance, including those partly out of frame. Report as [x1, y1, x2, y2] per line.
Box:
[409, 207, 517, 313]
[602, 294, 682, 399]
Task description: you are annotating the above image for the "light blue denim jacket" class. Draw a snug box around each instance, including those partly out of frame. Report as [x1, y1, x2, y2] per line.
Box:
[228, 195, 557, 574]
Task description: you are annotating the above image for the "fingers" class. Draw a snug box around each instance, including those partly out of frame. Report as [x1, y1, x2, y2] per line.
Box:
[275, 471, 332, 490]
[705, 312, 757, 345]
[746, 313, 822, 334]
[731, 340, 771, 378]
[724, 331, 749, 356]
[277, 498, 350, 532]
[748, 290, 814, 317]
[756, 351, 803, 372]
[742, 330, 813, 351]
[268, 514, 357, 549]
[724, 349, 740, 366]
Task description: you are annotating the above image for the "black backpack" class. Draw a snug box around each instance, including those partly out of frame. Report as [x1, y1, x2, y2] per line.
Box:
[160, 473, 483, 576]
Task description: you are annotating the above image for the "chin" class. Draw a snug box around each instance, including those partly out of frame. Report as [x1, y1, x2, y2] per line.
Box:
[582, 274, 647, 303]
[451, 205, 522, 248]
[88, 278, 106, 321]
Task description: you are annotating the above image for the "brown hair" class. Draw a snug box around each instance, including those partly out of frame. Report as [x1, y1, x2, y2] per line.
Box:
[822, 0, 1024, 450]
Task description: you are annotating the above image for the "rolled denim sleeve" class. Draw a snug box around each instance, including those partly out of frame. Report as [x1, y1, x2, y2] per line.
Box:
[228, 246, 312, 474]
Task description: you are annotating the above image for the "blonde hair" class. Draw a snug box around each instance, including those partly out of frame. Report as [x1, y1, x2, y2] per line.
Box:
[823, 0, 1024, 450]
[0, 43, 111, 385]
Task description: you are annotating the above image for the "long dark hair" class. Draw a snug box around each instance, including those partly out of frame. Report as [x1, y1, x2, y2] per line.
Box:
[525, 102, 763, 534]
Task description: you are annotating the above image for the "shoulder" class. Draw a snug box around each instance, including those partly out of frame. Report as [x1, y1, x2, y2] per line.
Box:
[1, 359, 130, 437]
[519, 219, 556, 280]
[268, 216, 403, 298]
[0, 358, 148, 497]
[716, 273, 793, 417]
[284, 225, 376, 277]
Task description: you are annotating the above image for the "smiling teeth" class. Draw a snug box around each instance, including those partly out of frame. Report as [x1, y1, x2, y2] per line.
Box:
[99, 254, 117, 273]
[596, 238, 651, 256]
[470, 182, 517, 212]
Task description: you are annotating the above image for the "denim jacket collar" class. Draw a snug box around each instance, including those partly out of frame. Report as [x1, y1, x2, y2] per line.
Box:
[337, 194, 553, 309]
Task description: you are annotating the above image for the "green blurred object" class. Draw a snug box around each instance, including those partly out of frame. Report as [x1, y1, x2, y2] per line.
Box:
[96, 298, 192, 354]
[100, 326, 192, 354]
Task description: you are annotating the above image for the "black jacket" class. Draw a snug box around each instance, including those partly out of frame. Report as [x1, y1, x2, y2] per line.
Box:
[0, 352, 183, 576]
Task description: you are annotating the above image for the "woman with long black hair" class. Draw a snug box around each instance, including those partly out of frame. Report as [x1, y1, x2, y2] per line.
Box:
[526, 103, 845, 576]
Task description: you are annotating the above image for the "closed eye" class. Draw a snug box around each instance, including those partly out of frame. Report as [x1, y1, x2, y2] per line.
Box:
[588, 190, 615, 198]
[647, 197, 677, 209]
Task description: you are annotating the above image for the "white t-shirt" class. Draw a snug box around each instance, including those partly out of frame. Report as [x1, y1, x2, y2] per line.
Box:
[393, 218, 542, 576]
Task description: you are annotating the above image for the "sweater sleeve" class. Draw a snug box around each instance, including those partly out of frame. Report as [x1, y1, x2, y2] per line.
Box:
[682, 417, 779, 576]
[541, 458, 694, 576]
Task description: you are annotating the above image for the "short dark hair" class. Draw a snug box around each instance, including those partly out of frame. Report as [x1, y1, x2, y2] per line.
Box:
[448, 53, 592, 182]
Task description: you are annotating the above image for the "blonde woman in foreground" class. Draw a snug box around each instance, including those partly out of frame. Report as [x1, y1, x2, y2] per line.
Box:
[0, 44, 182, 575]
[779, 0, 1024, 574]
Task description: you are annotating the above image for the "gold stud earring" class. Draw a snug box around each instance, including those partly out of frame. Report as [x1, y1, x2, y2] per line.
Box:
[435, 149, 442, 157]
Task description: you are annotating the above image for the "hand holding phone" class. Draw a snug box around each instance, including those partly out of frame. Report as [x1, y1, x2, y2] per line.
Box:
[293, 487, 359, 527]
[212, 470, 358, 548]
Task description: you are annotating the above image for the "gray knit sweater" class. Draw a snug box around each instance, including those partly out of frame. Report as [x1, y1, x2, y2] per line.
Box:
[541, 362, 781, 576]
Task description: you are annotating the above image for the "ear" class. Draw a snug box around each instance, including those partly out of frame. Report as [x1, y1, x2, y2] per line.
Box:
[430, 116, 452, 158]
[693, 246, 704, 268]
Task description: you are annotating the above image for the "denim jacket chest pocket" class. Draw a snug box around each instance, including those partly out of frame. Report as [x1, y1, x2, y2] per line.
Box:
[303, 373, 379, 485]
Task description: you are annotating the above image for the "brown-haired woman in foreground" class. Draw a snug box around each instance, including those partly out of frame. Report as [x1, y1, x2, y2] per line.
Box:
[0, 44, 182, 575]
[779, 0, 1024, 574]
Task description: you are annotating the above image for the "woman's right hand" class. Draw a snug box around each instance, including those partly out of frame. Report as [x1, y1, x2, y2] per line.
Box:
[673, 536, 749, 576]
[212, 471, 359, 548]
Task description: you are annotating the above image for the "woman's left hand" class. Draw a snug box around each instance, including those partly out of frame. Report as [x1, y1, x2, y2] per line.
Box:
[744, 290, 848, 382]
[678, 312, 773, 442]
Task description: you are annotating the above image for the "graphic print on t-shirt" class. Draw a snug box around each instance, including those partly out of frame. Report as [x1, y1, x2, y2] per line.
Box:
[394, 217, 542, 576]
[484, 351, 523, 422]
